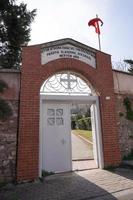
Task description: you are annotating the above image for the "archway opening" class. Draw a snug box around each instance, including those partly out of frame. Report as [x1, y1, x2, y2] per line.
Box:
[40, 71, 103, 175]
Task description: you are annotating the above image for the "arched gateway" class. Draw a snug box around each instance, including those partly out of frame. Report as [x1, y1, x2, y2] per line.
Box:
[17, 38, 121, 181]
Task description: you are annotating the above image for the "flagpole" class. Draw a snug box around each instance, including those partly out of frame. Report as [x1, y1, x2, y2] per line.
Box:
[96, 14, 101, 51]
[98, 31, 101, 51]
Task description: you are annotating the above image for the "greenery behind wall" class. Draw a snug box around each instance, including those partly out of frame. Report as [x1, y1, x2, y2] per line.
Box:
[0, 80, 12, 120]
[71, 108, 92, 131]
[123, 97, 133, 121]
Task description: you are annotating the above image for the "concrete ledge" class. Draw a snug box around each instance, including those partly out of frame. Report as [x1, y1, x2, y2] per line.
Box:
[0, 68, 20, 73]
[113, 188, 133, 200]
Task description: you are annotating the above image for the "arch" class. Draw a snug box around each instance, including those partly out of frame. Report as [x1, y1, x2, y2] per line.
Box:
[39, 70, 104, 175]
[39, 58, 101, 96]
[40, 71, 96, 95]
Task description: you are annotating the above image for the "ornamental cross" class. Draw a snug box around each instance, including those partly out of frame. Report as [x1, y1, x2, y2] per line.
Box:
[60, 72, 77, 89]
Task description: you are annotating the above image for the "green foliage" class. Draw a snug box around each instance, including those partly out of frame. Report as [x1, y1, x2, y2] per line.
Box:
[77, 118, 86, 130]
[0, 0, 36, 69]
[0, 98, 12, 120]
[119, 112, 124, 117]
[42, 170, 54, 177]
[123, 97, 133, 121]
[71, 108, 91, 130]
[0, 80, 8, 92]
[0, 80, 12, 120]
[84, 108, 90, 117]
[124, 59, 133, 73]
[77, 117, 91, 130]
[0, 181, 9, 189]
[104, 165, 118, 171]
[123, 149, 133, 160]
[71, 120, 76, 129]
[75, 113, 82, 120]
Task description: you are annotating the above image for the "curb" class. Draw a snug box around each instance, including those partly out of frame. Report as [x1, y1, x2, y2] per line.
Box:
[77, 134, 93, 145]
[113, 188, 133, 200]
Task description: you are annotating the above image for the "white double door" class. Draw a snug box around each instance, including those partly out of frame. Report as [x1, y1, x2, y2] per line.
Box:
[41, 98, 102, 173]
[42, 102, 72, 173]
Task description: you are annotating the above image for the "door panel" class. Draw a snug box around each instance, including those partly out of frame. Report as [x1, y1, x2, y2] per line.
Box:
[91, 104, 98, 167]
[42, 103, 72, 173]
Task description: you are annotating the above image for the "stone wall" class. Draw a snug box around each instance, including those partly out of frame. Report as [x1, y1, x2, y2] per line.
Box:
[0, 69, 20, 182]
[115, 94, 133, 158]
[113, 70, 133, 158]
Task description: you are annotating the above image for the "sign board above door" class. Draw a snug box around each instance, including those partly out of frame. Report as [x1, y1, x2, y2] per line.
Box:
[41, 44, 96, 68]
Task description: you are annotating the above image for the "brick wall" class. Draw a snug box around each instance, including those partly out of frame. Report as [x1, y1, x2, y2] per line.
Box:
[0, 69, 20, 181]
[0, 43, 133, 182]
[17, 42, 121, 181]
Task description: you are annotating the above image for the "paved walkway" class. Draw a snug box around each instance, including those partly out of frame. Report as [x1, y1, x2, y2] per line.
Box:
[73, 160, 97, 171]
[72, 133, 93, 160]
[0, 168, 133, 200]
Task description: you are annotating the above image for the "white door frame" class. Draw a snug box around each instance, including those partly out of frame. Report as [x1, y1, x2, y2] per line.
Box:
[39, 95, 104, 177]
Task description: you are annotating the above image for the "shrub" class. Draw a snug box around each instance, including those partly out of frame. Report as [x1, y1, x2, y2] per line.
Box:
[76, 117, 91, 130]
[123, 97, 133, 121]
[0, 80, 8, 93]
[123, 149, 133, 160]
[0, 99, 12, 120]
[0, 80, 12, 120]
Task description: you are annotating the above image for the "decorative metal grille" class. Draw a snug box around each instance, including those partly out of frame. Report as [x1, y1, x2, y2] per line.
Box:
[40, 71, 91, 95]
[47, 108, 64, 126]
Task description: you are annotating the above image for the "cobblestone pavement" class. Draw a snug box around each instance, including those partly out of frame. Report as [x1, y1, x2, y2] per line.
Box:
[0, 168, 133, 200]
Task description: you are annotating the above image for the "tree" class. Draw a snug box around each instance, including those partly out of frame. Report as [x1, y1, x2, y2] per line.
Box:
[0, 0, 36, 69]
[124, 59, 133, 73]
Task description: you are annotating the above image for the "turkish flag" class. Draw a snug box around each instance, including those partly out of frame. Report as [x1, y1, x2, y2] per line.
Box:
[88, 18, 103, 34]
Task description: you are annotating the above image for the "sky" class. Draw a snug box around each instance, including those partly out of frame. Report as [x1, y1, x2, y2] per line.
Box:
[18, 0, 133, 62]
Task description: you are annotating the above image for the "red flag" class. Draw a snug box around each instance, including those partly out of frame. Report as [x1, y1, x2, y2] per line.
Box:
[88, 17, 103, 34]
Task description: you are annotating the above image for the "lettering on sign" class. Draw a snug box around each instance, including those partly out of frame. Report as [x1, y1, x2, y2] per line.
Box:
[41, 44, 96, 68]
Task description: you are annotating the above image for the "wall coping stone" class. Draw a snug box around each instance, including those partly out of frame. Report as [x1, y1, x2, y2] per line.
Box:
[0, 68, 20, 73]
[113, 69, 133, 76]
